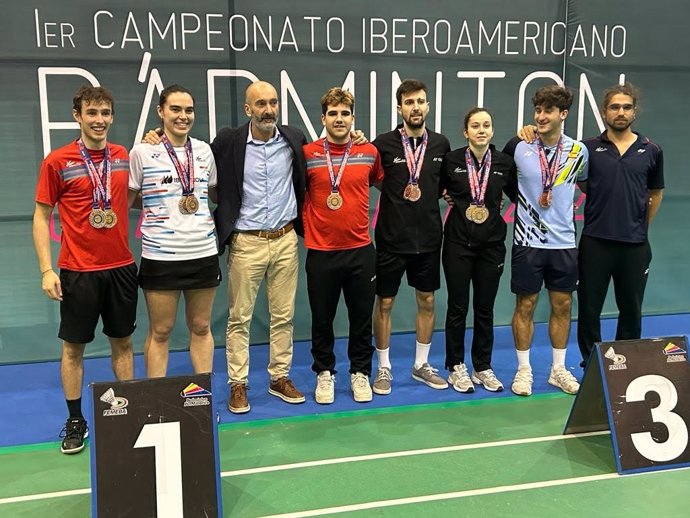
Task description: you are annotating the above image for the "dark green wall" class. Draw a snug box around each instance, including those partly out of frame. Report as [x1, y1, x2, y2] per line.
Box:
[1, 0, 687, 363]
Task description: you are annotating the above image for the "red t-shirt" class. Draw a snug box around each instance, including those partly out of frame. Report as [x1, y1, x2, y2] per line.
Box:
[302, 139, 383, 251]
[35, 140, 133, 271]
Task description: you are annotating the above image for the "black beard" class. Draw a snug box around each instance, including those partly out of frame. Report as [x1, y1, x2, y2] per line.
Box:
[406, 118, 425, 129]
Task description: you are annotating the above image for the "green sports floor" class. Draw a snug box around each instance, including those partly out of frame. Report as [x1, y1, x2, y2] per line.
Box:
[1, 393, 687, 517]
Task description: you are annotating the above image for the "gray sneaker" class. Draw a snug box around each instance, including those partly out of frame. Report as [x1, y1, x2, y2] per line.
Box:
[412, 363, 449, 390]
[372, 367, 393, 395]
[471, 369, 504, 392]
[351, 372, 373, 402]
[448, 363, 475, 393]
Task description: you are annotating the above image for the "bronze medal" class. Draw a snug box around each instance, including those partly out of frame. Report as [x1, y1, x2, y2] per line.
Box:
[326, 192, 343, 210]
[404, 184, 421, 202]
[89, 208, 106, 229]
[472, 206, 489, 224]
[539, 191, 552, 209]
[178, 196, 189, 215]
[185, 194, 199, 214]
[103, 209, 118, 228]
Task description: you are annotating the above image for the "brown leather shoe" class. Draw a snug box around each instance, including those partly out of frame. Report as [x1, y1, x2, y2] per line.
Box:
[268, 377, 306, 404]
[228, 382, 250, 414]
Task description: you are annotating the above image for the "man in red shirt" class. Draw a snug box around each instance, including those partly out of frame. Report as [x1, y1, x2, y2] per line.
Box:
[302, 88, 384, 404]
[32, 85, 137, 454]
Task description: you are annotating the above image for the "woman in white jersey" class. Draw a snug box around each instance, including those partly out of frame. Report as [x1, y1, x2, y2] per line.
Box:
[128, 84, 219, 377]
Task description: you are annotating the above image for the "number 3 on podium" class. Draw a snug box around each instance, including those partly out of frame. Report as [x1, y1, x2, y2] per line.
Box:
[625, 374, 689, 462]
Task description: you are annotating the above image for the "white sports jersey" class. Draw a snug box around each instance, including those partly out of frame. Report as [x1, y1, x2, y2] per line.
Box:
[129, 137, 218, 260]
[511, 135, 588, 249]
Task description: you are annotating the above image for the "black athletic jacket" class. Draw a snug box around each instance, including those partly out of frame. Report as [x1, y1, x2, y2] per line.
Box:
[372, 125, 450, 254]
[441, 144, 517, 247]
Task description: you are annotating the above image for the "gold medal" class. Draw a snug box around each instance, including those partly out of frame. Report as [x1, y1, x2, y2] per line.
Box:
[472, 206, 489, 224]
[89, 208, 106, 229]
[326, 192, 343, 210]
[103, 209, 118, 228]
[539, 191, 552, 209]
[465, 204, 478, 222]
[404, 184, 421, 202]
[185, 194, 199, 214]
[179, 197, 189, 215]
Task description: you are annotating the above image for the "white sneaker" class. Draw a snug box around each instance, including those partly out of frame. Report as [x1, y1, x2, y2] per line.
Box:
[448, 363, 475, 393]
[548, 365, 580, 395]
[471, 369, 504, 392]
[511, 367, 533, 396]
[351, 372, 373, 402]
[315, 371, 334, 404]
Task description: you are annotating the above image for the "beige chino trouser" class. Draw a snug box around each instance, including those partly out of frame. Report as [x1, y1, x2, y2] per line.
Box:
[225, 229, 298, 383]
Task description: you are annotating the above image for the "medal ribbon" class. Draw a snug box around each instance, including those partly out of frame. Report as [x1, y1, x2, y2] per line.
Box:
[399, 127, 428, 186]
[323, 138, 353, 193]
[536, 136, 563, 193]
[464, 148, 492, 207]
[161, 135, 195, 195]
[77, 139, 111, 210]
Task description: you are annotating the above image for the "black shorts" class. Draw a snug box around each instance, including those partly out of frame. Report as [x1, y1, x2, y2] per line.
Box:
[59, 263, 138, 344]
[139, 254, 221, 291]
[511, 245, 578, 294]
[376, 249, 441, 297]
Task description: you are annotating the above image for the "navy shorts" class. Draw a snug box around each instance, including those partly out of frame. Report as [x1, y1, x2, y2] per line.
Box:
[511, 245, 578, 294]
[375, 249, 441, 297]
[139, 254, 221, 291]
[59, 263, 138, 344]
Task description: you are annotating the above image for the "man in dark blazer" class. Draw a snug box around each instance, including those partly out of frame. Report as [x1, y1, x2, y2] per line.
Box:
[212, 80, 307, 414]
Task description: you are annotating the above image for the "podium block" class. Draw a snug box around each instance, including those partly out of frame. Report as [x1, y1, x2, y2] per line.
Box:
[90, 374, 222, 517]
[565, 336, 690, 474]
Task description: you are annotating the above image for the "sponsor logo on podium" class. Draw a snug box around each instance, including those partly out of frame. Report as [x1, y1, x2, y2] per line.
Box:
[664, 342, 687, 363]
[180, 382, 211, 407]
[604, 346, 627, 371]
[100, 387, 129, 416]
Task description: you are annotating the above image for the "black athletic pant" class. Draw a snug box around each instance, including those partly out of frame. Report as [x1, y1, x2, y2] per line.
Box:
[306, 244, 376, 376]
[577, 235, 652, 362]
[443, 240, 506, 372]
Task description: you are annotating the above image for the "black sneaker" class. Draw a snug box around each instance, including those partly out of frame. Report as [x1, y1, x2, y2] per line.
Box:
[59, 417, 89, 454]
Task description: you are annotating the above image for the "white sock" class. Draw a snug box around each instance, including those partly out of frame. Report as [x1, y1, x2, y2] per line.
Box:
[377, 347, 391, 369]
[516, 349, 531, 369]
[552, 348, 566, 368]
[414, 341, 431, 369]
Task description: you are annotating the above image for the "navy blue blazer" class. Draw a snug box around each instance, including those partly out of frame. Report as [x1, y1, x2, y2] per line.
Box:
[211, 122, 307, 252]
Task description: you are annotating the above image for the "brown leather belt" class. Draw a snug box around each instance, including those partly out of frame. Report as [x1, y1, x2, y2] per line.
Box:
[238, 222, 294, 239]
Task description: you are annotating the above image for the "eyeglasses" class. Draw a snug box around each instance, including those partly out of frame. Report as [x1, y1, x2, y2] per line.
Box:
[607, 103, 635, 112]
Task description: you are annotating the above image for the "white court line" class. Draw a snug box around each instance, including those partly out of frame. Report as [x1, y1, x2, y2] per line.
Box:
[221, 430, 611, 477]
[0, 431, 610, 506]
[0, 488, 90, 505]
[256, 472, 639, 518]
